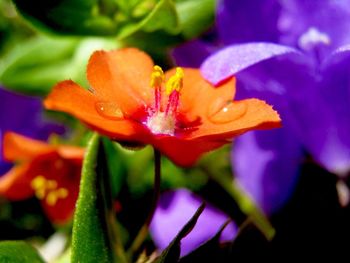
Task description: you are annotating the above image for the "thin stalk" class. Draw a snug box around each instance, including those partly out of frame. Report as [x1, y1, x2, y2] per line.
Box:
[127, 148, 161, 256]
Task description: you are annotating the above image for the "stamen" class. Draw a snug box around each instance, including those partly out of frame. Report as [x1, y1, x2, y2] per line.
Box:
[165, 67, 184, 115]
[31, 176, 47, 199]
[146, 66, 184, 136]
[46, 188, 69, 206]
[31, 175, 46, 190]
[166, 67, 184, 95]
[150, 65, 164, 111]
[30, 176, 69, 206]
[46, 179, 58, 190]
[46, 191, 58, 206]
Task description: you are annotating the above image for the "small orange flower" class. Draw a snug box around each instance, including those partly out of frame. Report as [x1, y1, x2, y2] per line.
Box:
[0, 132, 84, 224]
[44, 48, 280, 166]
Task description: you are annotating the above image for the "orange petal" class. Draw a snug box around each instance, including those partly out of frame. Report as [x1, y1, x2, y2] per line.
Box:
[3, 132, 54, 162]
[153, 136, 226, 167]
[87, 48, 154, 116]
[41, 162, 81, 224]
[187, 98, 281, 140]
[57, 146, 84, 163]
[45, 80, 150, 141]
[0, 163, 34, 200]
[165, 68, 236, 123]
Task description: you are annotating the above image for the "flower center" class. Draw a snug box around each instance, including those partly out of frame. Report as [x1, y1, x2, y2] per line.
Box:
[146, 66, 184, 136]
[298, 27, 331, 51]
[31, 175, 68, 206]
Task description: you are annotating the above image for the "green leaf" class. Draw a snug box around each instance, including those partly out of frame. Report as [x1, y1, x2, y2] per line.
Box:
[71, 133, 114, 263]
[0, 36, 77, 94]
[153, 203, 205, 263]
[0, 241, 45, 263]
[175, 0, 216, 39]
[12, 0, 179, 39]
[0, 36, 118, 95]
[117, 0, 179, 39]
[12, 0, 118, 35]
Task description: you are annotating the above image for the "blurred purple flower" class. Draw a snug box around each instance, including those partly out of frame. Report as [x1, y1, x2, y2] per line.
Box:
[173, 0, 350, 212]
[0, 87, 64, 174]
[150, 189, 236, 256]
[209, 0, 350, 176]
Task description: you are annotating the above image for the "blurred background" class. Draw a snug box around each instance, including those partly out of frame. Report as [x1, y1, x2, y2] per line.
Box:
[1, 0, 350, 261]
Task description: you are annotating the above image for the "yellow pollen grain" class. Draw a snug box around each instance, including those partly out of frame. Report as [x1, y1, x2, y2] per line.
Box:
[166, 67, 184, 95]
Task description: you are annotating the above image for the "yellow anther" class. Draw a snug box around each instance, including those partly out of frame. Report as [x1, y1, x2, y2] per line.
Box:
[31, 176, 46, 190]
[46, 191, 58, 206]
[31, 176, 47, 199]
[166, 67, 184, 95]
[57, 188, 69, 198]
[35, 189, 46, 200]
[46, 180, 58, 190]
[45, 188, 69, 206]
[30, 176, 64, 204]
[150, 65, 164, 88]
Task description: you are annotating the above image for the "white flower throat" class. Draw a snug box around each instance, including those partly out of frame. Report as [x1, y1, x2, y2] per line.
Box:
[145, 66, 184, 136]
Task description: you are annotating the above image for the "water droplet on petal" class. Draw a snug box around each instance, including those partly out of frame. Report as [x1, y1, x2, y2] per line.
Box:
[208, 99, 247, 124]
[95, 102, 124, 120]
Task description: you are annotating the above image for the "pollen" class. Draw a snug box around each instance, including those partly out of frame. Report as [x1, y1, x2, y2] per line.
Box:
[146, 66, 185, 135]
[150, 65, 164, 88]
[166, 67, 184, 95]
[146, 112, 175, 135]
[46, 188, 69, 206]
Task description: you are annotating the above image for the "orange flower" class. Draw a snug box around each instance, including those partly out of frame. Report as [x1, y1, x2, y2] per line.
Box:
[44, 48, 280, 166]
[0, 132, 84, 224]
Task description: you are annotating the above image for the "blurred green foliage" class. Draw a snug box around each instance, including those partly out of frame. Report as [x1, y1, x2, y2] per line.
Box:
[0, 241, 45, 263]
[0, 0, 215, 95]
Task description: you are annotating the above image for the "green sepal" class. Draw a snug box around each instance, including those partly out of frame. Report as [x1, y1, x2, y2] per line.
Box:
[71, 133, 115, 263]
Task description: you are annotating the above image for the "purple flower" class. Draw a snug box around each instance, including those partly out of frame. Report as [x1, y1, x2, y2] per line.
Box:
[0, 86, 64, 174]
[150, 189, 236, 256]
[174, 0, 350, 212]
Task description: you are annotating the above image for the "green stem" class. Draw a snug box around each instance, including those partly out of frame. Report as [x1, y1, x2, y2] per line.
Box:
[127, 148, 161, 256]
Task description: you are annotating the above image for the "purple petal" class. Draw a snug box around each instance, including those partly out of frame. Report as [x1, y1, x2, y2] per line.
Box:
[278, 0, 350, 58]
[200, 43, 299, 85]
[232, 128, 303, 215]
[150, 189, 236, 256]
[172, 40, 217, 68]
[227, 53, 308, 214]
[288, 46, 350, 175]
[321, 44, 350, 69]
[217, 0, 282, 44]
[0, 87, 65, 174]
